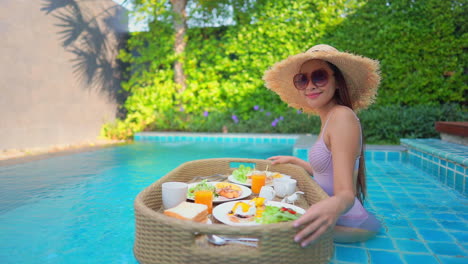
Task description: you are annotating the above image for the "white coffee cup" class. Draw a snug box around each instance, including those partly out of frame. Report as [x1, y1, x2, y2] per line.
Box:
[162, 182, 188, 209]
[259, 186, 276, 201]
[273, 178, 297, 198]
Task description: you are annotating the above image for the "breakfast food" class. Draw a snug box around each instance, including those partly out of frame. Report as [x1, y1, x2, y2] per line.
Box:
[227, 197, 266, 223]
[256, 205, 302, 224]
[231, 166, 287, 185]
[187, 180, 216, 199]
[215, 182, 242, 199]
[164, 201, 209, 223]
[225, 198, 303, 224]
[188, 181, 244, 200]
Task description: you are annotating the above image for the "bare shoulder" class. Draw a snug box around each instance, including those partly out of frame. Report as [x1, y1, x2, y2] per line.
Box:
[331, 106, 359, 127]
[327, 106, 361, 151]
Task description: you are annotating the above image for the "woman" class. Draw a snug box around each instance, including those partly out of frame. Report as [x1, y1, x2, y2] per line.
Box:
[263, 44, 381, 247]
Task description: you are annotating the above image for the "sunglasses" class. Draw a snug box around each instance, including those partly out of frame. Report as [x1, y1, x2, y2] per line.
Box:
[293, 69, 329, 90]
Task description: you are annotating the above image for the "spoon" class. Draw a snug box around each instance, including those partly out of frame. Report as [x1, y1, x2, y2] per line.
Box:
[207, 234, 258, 247]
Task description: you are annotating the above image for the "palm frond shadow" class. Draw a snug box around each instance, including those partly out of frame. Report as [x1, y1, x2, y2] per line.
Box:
[41, 0, 128, 108]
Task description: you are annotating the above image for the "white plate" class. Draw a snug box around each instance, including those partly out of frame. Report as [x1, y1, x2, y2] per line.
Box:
[186, 182, 252, 203]
[227, 173, 291, 187]
[212, 200, 305, 226]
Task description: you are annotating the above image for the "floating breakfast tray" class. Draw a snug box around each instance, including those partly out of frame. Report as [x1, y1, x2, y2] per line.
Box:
[134, 158, 333, 264]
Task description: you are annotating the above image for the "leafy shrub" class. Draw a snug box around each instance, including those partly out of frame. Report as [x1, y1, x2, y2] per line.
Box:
[319, 0, 467, 105]
[359, 104, 467, 144]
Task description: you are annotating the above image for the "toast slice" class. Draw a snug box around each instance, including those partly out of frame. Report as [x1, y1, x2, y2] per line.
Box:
[164, 201, 208, 223]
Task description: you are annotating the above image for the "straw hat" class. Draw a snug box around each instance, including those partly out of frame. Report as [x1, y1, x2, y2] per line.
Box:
[263, 44, 381, 114]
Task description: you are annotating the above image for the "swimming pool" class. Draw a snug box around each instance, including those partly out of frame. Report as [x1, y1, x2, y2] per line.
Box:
[0, 138, 467, 263]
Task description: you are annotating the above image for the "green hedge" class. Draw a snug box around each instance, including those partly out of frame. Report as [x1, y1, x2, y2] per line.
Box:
[359, 104, 467, 144]
[102, 0, 467, 143]
[318, 0, 467, 105]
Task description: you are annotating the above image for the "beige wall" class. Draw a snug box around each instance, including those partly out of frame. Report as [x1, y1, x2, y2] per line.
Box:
[0, 0, 128, 150]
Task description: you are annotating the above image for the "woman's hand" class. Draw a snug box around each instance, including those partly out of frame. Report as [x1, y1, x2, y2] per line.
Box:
[267, 156, 314, 175]
[267, 155, 296, 165]
[293, 197, 342, 247]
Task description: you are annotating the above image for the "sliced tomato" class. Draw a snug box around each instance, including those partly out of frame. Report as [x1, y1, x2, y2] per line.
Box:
[280, 207, 297, 214]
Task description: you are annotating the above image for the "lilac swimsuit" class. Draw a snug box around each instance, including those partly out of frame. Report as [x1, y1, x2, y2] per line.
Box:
[308, 111, 381, 232]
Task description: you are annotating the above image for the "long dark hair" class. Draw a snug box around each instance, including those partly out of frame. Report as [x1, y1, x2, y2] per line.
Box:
[327, 62, 367, 203]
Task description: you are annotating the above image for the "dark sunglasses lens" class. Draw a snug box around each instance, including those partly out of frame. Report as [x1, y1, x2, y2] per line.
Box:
[312, 70, 328, 87]
[293, 74, 308, 90]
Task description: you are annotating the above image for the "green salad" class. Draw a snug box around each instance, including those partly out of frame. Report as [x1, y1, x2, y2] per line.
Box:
[256, 205, 302, 224]
[232, 165, 252, 183]
[186, 180, 217, 199]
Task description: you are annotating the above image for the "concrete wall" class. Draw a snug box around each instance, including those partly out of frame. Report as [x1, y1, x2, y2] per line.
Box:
[0, 0, 128, 150]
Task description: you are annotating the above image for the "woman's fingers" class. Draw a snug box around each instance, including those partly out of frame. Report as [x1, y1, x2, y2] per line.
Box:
[298, 224, 330, 247]
[294, 215, 322, 242]
[267, 156, 284, 164]
[294, 206, 335, 247]
[293, 206, 319, 228]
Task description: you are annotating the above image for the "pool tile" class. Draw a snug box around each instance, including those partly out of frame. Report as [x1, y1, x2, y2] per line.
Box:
[410, 219, 441, 229]
[455, 165, 465, 174]
[447, 170, 455, 187]
[364, 236, 395, 250]
[437, 221, 468, 231]
[404, 211, 431, 220]
[417, 228, 454, 242]
[426, 242, 466, 256]
[455, 173, 464, 194]
[432, 213, 463, 221]
[448, 162, 455, 170]
[439, 166, 447, 180]
[455, 211, 468, 220]
[387, 227, 420, 240]
[383, 218, 411, 228]
[335, 245, 368, 263]
[388, 152, 400, 161]
[374, 152, 386, 161]
[438, 256, 468, 264]
[449, 232, 468, 243]
[403, 253, 440, 264]
[368, 250, 404, 264]
[394, 239, 429, 253]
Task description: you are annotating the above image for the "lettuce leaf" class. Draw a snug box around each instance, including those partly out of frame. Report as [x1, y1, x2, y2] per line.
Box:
[232, 165, 252, 183]
[256, 205, 301, 224]
[186, 180, 216, 199]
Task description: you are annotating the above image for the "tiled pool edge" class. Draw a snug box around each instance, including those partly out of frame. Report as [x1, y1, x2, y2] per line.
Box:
[134, 132, 299, 144]
[401, 138, 467, 196]
[134, 132, 407, 163]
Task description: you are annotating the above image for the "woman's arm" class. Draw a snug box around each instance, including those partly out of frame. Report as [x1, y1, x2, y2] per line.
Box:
[293, 107, 361, 247]
[267, 155, 314, 175]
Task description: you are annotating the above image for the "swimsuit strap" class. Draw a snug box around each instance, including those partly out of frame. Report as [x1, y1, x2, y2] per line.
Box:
[320, 111, 335, 139]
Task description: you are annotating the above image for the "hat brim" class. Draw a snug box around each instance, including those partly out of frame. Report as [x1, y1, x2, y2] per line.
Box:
[263, 49, 381, 114]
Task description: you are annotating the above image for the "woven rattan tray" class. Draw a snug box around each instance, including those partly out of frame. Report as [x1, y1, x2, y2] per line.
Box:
[134, 158, 333, 264]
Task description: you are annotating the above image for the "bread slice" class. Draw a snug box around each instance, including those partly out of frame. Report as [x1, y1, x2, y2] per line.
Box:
[164, 201, 208, 223]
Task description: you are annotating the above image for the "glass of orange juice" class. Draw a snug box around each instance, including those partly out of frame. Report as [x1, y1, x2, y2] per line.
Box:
[251, 173, 266, 194]
[194, 190, 213, 213]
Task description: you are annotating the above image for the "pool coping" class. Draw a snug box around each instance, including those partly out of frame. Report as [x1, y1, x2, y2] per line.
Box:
[401, 138, 467, 196]
[134, 132, 406, 150]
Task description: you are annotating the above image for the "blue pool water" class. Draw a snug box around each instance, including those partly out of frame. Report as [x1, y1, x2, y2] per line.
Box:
[0, 140, 467, 263]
